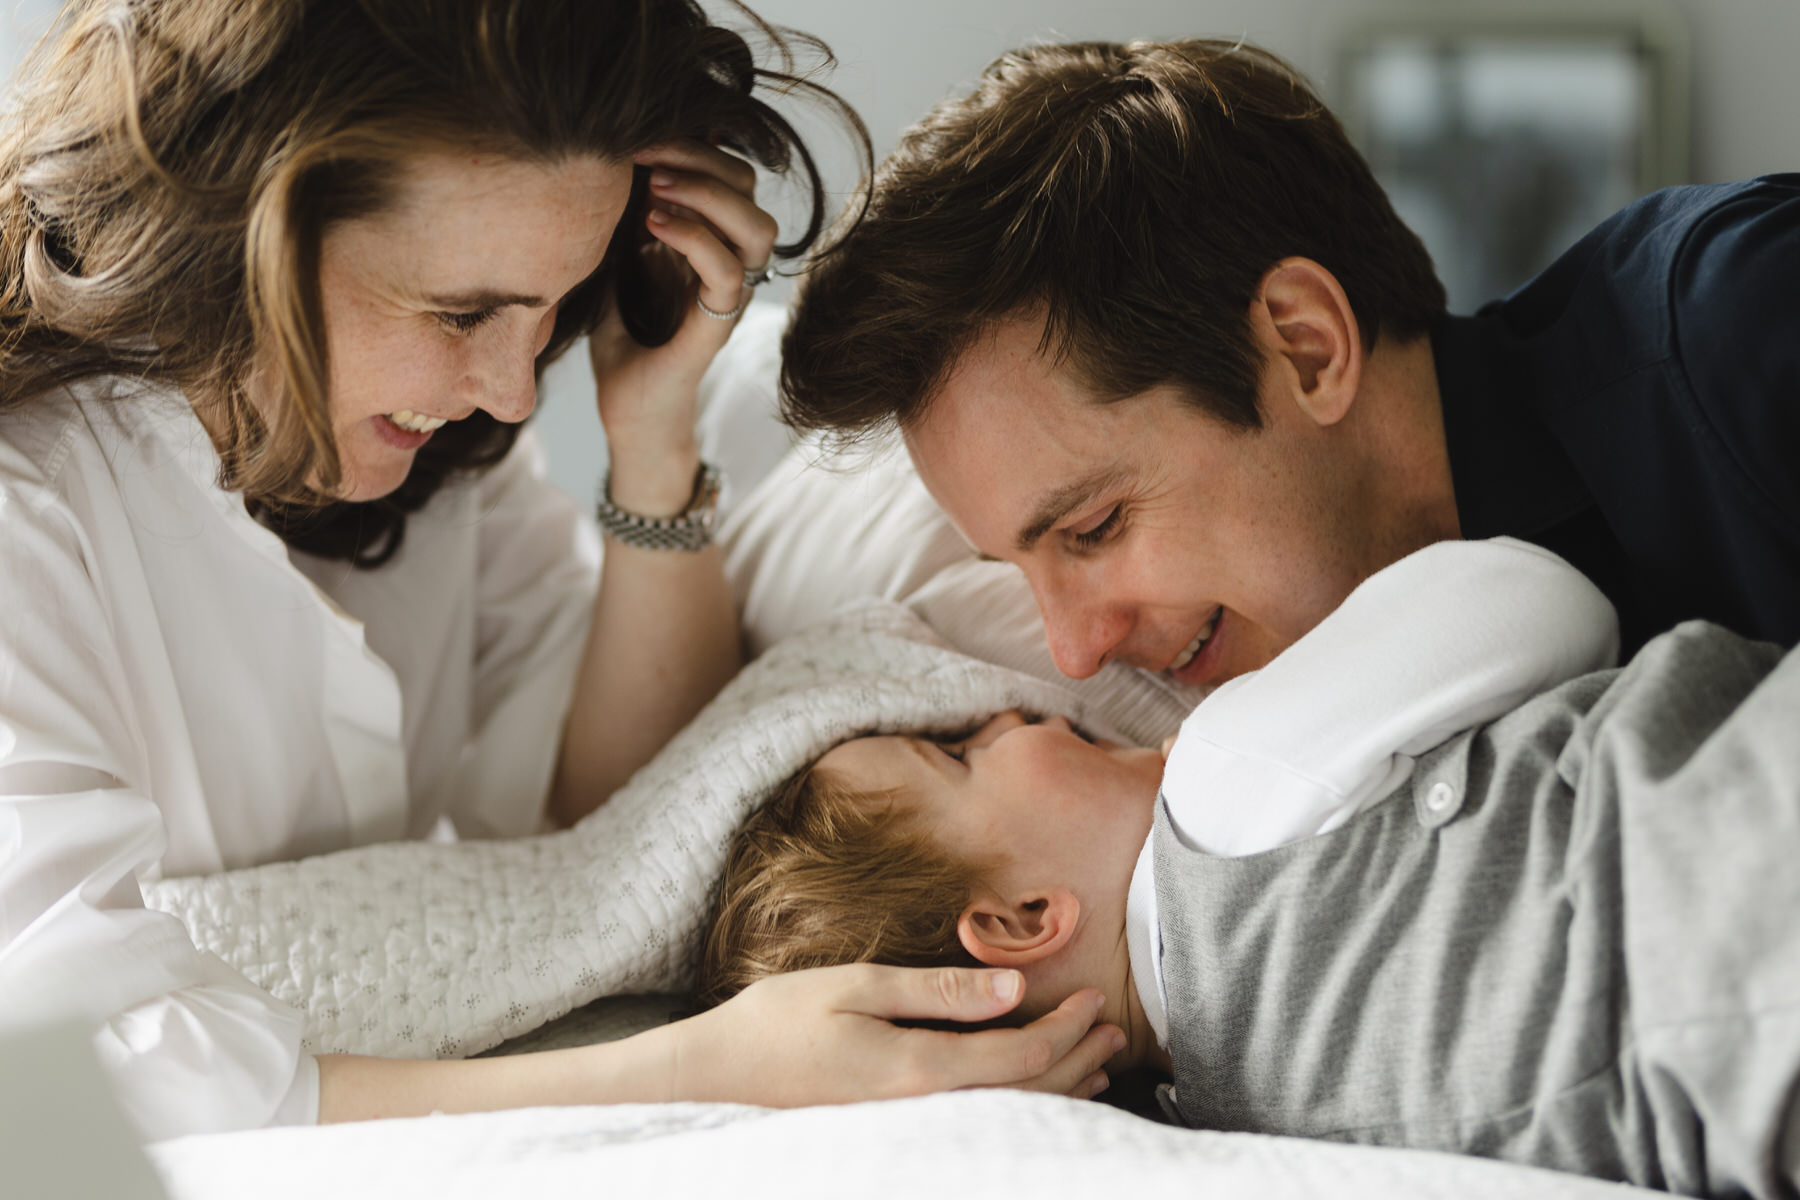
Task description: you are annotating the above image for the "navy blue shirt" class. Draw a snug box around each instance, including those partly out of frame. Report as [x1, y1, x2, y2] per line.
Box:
[1433, 175, 1800, 655]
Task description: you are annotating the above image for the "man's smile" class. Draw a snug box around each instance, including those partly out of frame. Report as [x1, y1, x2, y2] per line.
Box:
[1168, 607, 1221, 673]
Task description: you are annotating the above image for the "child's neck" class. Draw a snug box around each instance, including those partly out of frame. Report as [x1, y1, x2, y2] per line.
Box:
[1088, 918, 1169, 1076]
[1118, 958, 1173, 1076]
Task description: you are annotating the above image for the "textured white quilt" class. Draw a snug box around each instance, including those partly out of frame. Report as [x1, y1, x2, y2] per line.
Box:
[141, 602, 1176, 1060]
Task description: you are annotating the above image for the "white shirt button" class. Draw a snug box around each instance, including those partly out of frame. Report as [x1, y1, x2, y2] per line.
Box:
[1425, 781, 1458, 813]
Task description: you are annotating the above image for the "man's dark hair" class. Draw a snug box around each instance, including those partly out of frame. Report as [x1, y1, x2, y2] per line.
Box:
[781, 38, 1445, 439]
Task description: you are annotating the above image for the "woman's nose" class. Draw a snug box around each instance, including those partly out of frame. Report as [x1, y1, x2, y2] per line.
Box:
[468, 319, 548, 424]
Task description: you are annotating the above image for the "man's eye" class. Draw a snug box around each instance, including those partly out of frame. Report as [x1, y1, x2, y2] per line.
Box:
[437, 308, 497, 333]
[1070, 506, 1123, 550]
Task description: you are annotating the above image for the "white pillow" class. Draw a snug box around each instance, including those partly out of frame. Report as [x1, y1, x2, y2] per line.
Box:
[693, 301, 805, 521]
[721, 435, 974, 654]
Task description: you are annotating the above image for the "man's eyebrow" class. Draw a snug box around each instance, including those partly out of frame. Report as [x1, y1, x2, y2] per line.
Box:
[1014, 468, 1129, 552]
[423, 288, 545, 309]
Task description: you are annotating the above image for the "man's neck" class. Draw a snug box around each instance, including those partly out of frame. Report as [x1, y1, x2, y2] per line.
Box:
[1351, 332, 1461, 559]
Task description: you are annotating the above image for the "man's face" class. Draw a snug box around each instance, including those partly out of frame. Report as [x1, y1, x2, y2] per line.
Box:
[905, 317, 1375, 687]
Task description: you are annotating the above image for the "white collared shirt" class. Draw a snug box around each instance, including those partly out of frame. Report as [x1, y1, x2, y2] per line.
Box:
[0, 379, 599, 1139]
[1126, 538, 1621, 1045]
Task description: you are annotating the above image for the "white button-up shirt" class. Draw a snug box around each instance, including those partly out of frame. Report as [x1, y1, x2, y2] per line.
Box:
[1126, 538, 1621, 1045]
[0, 379, 599, 1139]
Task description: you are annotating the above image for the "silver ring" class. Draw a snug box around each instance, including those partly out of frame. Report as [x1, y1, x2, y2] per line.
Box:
[697, 291, 749, 320]
[743, 264, 772, 289]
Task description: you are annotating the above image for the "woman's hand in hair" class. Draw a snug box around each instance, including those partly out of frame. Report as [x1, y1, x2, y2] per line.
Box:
[589, 138, 778, 516]
[665, 963, 1123, 1105]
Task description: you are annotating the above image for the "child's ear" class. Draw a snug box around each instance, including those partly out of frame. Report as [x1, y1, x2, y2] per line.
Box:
[956, 887, 1080, 967]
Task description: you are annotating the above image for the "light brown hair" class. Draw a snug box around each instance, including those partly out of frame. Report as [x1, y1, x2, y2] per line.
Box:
[779, 38, 1444, 441]
[697, 760, 992, 1008]
[0, 0, 864, 564]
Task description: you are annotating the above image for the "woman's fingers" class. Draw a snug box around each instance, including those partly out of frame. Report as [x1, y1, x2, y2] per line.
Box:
[833, 962, 1028, 1024]
[648, 168, 779, 264]
[925, 989, 1116, 1092]
[636, 138, 758, 196]
[644, 206, 755, 322]
[676, 966, 1124, 1107]
[831, 965, 1114, 1093]
[991, 1019, 1125, 1097]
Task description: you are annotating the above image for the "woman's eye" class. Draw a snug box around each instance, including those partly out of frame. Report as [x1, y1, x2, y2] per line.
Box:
[1069, 506, 1123, 550]
[436, 308, 497, 333]
[940, 743, 966, 763]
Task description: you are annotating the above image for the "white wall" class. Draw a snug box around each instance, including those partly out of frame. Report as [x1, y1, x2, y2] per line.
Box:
[746, 0, 1799, 185]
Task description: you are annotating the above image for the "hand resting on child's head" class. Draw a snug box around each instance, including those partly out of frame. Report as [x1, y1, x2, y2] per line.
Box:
[700, 710, 1169, 1090]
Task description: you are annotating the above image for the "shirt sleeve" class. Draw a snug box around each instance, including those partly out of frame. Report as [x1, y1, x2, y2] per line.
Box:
[1159, 537, 1619, 857]
[1672, 176, 1800, 545]
[443, 429, 602, 838]
[0, 484, 317, 1139]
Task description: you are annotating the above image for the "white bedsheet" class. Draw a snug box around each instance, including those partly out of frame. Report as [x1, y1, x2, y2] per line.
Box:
[148, 1090, 1656, 1200]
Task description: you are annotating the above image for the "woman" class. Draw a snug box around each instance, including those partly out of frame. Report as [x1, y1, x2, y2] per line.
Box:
[0, 0, 1115, 1138]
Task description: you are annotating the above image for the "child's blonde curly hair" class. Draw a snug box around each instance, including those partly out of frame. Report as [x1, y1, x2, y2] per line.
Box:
[698, 756, 998, 1008]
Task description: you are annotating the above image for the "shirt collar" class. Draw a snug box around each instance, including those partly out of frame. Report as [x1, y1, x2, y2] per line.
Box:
[122, 380, 297, 568]
[1125, 825, 1170, 1049]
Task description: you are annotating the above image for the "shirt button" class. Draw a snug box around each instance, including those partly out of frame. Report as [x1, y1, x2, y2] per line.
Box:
[1426, 781, 1458, 813]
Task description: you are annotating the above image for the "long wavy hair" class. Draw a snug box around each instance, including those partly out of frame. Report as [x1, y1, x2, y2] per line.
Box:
[0, 0, 865, 564]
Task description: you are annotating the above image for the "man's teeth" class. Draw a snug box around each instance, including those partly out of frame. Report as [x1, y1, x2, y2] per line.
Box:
[386, 410, 448, 433]
[1170, 612, 1220, 672]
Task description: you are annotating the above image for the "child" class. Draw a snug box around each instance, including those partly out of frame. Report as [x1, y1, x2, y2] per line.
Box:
[700, 538, 1800, 1200]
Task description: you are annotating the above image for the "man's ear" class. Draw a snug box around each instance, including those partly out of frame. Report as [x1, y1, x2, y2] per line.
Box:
[956, 887, 1080, 967]
[1250, 257, 1364, 428]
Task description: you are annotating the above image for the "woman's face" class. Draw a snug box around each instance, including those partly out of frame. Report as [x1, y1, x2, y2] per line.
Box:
[311, 151, 633, 501]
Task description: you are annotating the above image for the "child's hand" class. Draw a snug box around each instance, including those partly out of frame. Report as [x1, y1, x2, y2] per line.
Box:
[669, 964, 1123, 1104]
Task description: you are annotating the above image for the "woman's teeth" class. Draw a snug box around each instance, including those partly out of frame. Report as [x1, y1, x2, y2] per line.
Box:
[1170, 612, 1220, 672]
[385, 410, 447, 433]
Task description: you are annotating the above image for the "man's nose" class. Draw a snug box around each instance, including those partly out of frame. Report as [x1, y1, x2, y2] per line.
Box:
[1037, 586, 1130, 681]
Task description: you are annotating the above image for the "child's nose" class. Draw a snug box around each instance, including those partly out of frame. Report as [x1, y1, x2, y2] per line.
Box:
[967, 710, 1029, 747]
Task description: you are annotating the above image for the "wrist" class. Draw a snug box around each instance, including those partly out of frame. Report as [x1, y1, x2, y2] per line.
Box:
[662, 1005, 729, 1104]
[603, 442, 701, 517]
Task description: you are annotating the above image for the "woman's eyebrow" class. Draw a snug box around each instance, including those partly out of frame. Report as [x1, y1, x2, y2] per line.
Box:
[424, 287, 544, 309]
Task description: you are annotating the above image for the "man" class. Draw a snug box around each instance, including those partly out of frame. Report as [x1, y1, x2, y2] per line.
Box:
[780, 38, 1800, 687]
